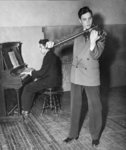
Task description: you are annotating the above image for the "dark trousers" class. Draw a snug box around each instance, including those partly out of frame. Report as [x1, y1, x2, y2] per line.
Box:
[21, 80, 47, 111]
[69, 83, 102, 140]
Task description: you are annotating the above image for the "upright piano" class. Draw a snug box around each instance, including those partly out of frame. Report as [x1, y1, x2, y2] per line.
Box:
[0, 42, 32, 117]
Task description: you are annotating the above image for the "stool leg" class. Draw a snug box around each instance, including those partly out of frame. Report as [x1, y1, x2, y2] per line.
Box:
[53, 94, 60, 113]
[42, 95, 51, 114]
[47, 96, 50, 112]
[42, 96, 46, 114]
[58, 94, 61, 110]
[53, 95, 57, 113]
[56, 95, 60, 113]
[49, 94, 53, 110]
[42, 95, 48, 114]
[56, 94, 61, 112]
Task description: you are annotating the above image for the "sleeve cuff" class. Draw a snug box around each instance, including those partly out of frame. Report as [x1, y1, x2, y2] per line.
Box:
[90, 42, 96, 51]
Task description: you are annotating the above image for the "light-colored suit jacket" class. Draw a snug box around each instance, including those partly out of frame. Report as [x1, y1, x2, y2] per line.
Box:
[71, 34, 105, 86]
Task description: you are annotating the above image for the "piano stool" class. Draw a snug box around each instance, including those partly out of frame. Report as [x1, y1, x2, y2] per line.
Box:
[38, 87, 62, 114]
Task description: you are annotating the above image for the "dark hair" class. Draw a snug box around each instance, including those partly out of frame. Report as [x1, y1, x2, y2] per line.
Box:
[39, 39, 49, 46]
[78, 6, 93, 19]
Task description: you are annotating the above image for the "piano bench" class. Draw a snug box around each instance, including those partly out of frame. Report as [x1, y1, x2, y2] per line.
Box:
[39, 87, 62, 114]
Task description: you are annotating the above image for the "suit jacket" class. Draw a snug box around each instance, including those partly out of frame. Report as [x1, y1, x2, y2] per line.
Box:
[71, 34, 105, 86]
[31, 50, 62, 88]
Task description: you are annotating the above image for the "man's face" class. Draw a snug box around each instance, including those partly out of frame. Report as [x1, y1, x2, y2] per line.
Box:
[79, 12, 93, 30]
[39, 44, 47, 55]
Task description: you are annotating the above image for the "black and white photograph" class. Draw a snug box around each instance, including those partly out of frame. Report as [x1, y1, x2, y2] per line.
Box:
[0, 0, 126, 149]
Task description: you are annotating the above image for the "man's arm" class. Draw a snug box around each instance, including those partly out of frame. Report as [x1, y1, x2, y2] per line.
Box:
[31, 52, 52, 79]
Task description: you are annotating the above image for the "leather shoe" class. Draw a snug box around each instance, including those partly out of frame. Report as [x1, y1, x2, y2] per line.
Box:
[22, 110, 29, 118]
[63, 137, 78, 143]
[92, 139, 99, 147]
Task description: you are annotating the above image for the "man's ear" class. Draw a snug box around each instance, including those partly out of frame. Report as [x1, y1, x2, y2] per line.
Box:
[79, 19, 82, 25]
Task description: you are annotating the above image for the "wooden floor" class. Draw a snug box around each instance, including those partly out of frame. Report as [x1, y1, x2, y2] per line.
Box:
[0, 86, 126, 150]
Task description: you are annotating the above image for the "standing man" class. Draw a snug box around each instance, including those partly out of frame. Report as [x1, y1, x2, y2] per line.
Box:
[63, 6, 106, 147]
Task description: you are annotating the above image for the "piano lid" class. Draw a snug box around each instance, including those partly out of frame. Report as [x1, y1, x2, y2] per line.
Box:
[0, 42, 26, 70]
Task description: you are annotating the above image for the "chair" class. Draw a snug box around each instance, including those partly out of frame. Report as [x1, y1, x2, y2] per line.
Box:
[39, 87, 62, 114]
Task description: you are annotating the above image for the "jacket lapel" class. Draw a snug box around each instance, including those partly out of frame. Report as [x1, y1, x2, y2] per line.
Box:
[77, 36, 90, 59]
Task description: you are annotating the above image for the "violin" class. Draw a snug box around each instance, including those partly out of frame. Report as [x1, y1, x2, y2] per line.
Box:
[53, 25, 107, 48]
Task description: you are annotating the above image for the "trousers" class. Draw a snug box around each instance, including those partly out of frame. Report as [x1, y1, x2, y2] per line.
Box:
[69, 83, 102, 140]
[21, 80, 47, 111]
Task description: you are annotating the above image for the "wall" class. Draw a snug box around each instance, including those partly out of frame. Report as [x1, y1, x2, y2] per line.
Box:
[0, 0, 126, 90]
[0, 1, 85, 69]
[100, 24, 126, 87]
[0, 0, 125, 26]
[0, 27, 44, 69]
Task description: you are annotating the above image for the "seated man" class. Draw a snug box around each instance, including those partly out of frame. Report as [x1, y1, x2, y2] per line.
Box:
[21, 39, 62, 117]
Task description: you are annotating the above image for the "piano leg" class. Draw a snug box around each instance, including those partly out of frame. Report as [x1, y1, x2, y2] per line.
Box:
[15, 89, 21, 116]
[1, 88, 24, 121]
[7, 88, 21, 116]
